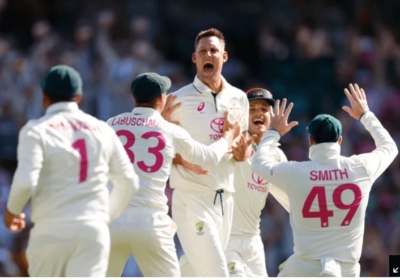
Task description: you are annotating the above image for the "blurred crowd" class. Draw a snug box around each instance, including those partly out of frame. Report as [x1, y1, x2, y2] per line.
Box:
[0, 0, 399, 277]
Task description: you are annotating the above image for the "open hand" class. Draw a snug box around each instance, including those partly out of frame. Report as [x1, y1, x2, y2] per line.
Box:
[229, 134, 257, 162]
[270, 99, 298, 136]
[4, 210, 26, 233]
[342, 83, 370, 120]
[161, 95, 181, 125]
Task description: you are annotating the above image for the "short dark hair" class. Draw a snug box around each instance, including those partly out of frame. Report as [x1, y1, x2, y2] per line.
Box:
[43, 90, 76, 103]
[195, 28, 225, 50]
[134, 92, 166, 109]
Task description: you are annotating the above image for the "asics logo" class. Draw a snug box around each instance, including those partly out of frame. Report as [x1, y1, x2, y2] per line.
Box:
[197, 102, 205, 111]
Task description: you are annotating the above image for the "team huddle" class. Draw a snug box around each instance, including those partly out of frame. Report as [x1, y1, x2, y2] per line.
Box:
[4, 28, 398, 277]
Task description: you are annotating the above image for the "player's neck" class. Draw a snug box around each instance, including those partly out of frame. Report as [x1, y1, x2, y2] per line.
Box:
[201, 76, 224, 93]
[254, 134, 262, 146]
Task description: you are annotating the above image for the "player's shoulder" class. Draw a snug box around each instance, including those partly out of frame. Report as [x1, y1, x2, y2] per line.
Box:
[170, 83, 197, 98]
[275, 145, 288, 163]
[228, 84, 247, 96]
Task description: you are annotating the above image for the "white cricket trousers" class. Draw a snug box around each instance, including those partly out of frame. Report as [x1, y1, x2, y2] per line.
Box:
[278, 254, 361, 277]
[27, 221, 109, 277]
[106, 207, 180, 277]
[172, 189, 234, 277]
[225, 234, 267, 277]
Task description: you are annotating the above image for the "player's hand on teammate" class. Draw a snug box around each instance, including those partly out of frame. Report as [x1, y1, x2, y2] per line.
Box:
[173, 154, 209, 175]
[4, 209, 26, 233]
[229, 134, 257, 162]
[222, 110, 243, 145]
[181, 157, 209, 175]
[269, 98, 298, 136]
[161, 95, 181, 125]
[342, 83, 370, 120]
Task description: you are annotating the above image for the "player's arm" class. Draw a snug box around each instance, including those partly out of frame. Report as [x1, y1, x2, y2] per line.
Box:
[268, 149, 290, 212]
[252, 99, 298, 191]
[5, 124, 43, 233]
[175, 110, 242, 166]
[107, 127, 140, 221]
[343, 84, 398, 181]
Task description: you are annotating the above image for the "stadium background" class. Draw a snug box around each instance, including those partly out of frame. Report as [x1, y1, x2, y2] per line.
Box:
[0, 0, 399, 276]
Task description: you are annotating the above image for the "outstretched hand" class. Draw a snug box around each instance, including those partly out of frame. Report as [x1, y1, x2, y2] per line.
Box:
[342, 83, 370, 120]
[161, 95, 181, 125]
[269, 99, 298, 136]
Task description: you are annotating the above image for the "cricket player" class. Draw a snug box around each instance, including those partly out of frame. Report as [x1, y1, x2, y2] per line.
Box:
[3, 65, 139, 277]
[225, 88, 290, 277]
[105, 73, 242, 277]
[166, 28, 251, 277]
[252, 84, 398, 277]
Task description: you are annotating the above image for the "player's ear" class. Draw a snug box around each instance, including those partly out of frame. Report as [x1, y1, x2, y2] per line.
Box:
[192, 53, 196, 63]
[74, 93, 83, 105]
[338, 136, 343, 145]
[42, 90, 51, 109]
[223, 51, 228, 63]
[308, 135, 314, 146]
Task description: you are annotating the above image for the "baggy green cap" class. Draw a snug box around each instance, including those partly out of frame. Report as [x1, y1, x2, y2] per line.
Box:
[40, 65, 83, 98]
[130, 72, 171, 103]
[307, 114, 342, 143]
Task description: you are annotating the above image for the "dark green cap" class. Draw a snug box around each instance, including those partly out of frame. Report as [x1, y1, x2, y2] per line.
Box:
[307, 114, 342, 143]
[131, 72, 171, 103]
[41, 65, 83, 98]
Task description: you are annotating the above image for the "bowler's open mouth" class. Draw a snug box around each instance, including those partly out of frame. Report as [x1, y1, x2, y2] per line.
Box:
[253, 119, 264, 126]
[204, 62, 214, 73]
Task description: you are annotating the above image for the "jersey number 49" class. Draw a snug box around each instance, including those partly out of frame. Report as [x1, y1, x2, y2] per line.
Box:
[302, 184, 362, 228]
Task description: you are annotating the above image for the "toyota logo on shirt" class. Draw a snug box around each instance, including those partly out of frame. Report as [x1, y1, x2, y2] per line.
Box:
[252, 172, 269, 185]
[210, 118, 224, 133]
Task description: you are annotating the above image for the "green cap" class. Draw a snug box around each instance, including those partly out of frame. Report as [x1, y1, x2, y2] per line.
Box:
[131, 72, 171, 103]
[41, 65, 83, 98]
[307, 114, 342, 143]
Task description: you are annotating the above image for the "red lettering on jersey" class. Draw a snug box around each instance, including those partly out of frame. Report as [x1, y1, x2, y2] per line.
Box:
[318, 170, 329, 181]
[120, 117, 126, 125]
[310, 170, 318, 181]
[340, 168, 349, 179]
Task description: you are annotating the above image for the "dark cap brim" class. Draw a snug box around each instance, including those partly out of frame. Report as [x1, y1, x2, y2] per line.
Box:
[160, 75, 171, 91]
[248, 97, 275, 107]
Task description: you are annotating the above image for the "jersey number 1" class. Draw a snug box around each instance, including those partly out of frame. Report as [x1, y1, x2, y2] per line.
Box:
[302, 184, 362, 228]
[72, 139, 88, 183]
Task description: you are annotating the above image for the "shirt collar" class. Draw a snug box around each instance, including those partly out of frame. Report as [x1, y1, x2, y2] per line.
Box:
[46, 102, 79, 115]
[193, 75, 229, 94]
[309, 143, 341, 160]
[131, 106, 161, 117]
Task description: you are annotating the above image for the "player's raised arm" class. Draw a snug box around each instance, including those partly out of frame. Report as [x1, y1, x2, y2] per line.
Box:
[252, 99, 298, 190]
[107, 127, 140, 221]
[343, 83, 398, 182]
[174, 110, 241, 166]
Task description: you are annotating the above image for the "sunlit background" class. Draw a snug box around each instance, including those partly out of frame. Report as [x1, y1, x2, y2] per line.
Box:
[0, 0, 399, 276]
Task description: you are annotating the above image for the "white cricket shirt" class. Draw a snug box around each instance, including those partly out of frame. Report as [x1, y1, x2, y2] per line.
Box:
[7, 102, 139, 225]
[107, 107, 230, 213]
[231, 144, 289, 236]
[252, 112, 398, 262]
[169, 75, 249, 193]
